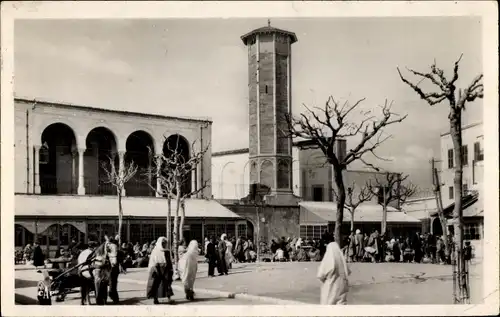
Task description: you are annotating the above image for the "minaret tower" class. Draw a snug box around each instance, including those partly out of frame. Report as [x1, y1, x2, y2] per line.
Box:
[241, 21, 299, 204]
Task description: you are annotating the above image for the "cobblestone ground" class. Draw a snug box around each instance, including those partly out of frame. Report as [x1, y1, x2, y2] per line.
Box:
[15, 260, 483, 305]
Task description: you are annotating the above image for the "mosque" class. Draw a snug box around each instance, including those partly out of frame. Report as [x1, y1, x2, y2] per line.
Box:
[14, 22, 422, 255]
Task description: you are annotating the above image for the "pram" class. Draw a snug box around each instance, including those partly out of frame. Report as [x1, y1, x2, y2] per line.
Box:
[36, 253, 97, 305]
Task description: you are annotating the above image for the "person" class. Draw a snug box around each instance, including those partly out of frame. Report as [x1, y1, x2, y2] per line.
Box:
[354, 229, 364, 262]
[133, 242, 141, 256]
[146, 236, 174, 304]
[204, 237, 210, 256]
[436, 236, 445, 264]
[296, 245, 310, 262]
[274, 248, 286, 262]
[179, 240, 199, 300]
[178, 239, 187, 258]
[392, 238, 401, 263]
[347, 232, 356, 262]
[107, 235, 120, 304]
[205, 236, 218, 277]
[78, 239, 98, 305]
[270, 239, 278, 255]
[317, 241, 351, 305]
[23, 243, 33, 262]
[234, 237, 242, 263]
[217, 234, 229, 275]
[223, 234, 235, 269]
[32, 241, 45, 269]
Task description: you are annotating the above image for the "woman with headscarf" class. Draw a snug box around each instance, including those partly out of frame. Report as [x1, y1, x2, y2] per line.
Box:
[179, 240, 199, 300]
[317, 241, 351, 305]
[354, 229, 364, 262]
[217, 234, 229, 275]
[146, 237, 174, 304]
[296, 245, 310, 262]
[223, 234, 235, 269]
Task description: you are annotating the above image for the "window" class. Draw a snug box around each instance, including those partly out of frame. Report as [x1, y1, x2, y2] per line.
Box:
[474, 142, 484, 162]
[312, 186, 324, 202]
[461, 145, 468, 166]
[447, 149, 454, 168]
[463, 183, 468, 195]
[449, 186, 454, 200]
[464, 222, 482, 240]
[300, 225, 328, 240]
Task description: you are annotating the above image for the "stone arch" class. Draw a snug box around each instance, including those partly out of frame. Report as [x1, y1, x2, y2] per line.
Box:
[125, 130, 155, 196]
[40, 123, 78, 194]
[277, 159, 290, 189]
[163, 134, 192, 197]
[15, 224, 34, 247]
[259, 159, 274, 190]
[85, 126, 119, 195]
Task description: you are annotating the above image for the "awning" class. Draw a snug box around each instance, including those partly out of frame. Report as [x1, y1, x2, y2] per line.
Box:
[299, 201, 421, 224]
[15, 194, 242, 219]
[429, 192, 483, 218]
[401, 197, 437, 220]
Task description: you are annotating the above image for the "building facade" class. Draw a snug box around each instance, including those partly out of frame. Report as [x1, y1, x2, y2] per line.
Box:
[438, 121, 484, 241]
[439, 122, 484, 207]
[14, 98, 249, 255]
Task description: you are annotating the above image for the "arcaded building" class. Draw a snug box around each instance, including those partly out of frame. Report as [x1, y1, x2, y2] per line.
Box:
[14, 97, 247, 254]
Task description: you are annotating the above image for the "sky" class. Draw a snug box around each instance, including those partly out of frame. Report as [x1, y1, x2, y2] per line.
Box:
[14, 17, 483, 190]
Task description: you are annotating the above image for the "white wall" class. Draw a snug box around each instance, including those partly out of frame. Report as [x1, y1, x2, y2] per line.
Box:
[439, 123, 483, 207]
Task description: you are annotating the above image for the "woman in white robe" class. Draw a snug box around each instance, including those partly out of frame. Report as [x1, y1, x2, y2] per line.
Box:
[317, 241, 351, 305]
[179, 240, 199, 300]
[222, 234, 235, 269]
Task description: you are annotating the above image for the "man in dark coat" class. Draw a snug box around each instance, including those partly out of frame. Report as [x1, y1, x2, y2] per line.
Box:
[205, 236, 218, 277]
[32, 241, 45, 268]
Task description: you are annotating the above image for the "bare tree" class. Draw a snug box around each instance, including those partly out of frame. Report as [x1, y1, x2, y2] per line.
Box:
[367, 173, 418, 235]
[146, 135, 210, 279]
[101, 155, 138, 246]
[333, 182, 374, 232]
[397, 55, 483, 303]
[286, 97, 407, 245]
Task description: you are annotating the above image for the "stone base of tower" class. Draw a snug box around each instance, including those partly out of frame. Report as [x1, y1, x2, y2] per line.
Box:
[263, 190, 301, 206]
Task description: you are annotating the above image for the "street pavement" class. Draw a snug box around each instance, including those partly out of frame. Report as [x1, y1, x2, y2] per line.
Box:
[15, 260, 483, 305]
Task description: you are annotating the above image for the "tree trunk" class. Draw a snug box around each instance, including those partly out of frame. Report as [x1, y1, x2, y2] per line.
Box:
[450, 110, 468, 303]
[333, 166, 346, 247]
[432, 165, 450, 260]
[350, 214, 354, 233]
[179, 201, 185, 243]
[173, 181, 182, 280]
[117, 190, 123, 246]
[381, 205, 388, 236]
[167, 198, 172, 250]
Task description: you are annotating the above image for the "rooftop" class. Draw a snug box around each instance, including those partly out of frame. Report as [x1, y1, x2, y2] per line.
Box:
[15, 96, 213, 124]
[241, 21, 298, 45]
[440, 122, 482, 137]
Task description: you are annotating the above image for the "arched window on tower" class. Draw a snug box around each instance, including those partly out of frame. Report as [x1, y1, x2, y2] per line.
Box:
[277, 160, 290, 189]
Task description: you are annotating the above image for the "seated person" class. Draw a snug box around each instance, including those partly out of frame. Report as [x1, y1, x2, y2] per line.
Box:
[273, 248, 286, 262]
[295, 246, 310, 262]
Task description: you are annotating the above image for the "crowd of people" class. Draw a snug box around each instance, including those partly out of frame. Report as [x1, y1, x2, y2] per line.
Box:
[343, 229, 471, 265]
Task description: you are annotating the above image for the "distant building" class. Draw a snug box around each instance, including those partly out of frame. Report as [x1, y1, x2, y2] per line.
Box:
[439, 122, 484, 206]
[437, 122, 484, 241]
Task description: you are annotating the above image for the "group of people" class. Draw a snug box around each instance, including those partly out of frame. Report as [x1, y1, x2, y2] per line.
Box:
[344, 229, 471, 265]
[269, 237, 324, 262]
[203, 234, 244, 277]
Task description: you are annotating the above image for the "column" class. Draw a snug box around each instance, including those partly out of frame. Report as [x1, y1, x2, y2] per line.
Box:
[34, 145, 41, 194]
[77, 148, 86, 195]
[71, 150, 77, 194]
[118, 151, 126, 196]
[156, 156, 162, 197]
